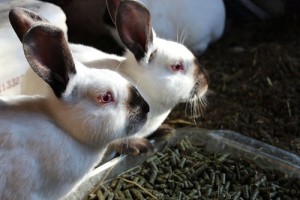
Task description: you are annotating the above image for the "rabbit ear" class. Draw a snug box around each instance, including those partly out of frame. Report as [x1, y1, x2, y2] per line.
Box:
[23, 24, 76, 98]
[106, 0, 121, 23]
[116, 1, 153, 61]
[9, 7, 49, 42]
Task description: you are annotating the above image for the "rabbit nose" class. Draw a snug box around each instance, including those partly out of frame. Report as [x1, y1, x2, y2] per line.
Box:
[129, 86, 150, 113]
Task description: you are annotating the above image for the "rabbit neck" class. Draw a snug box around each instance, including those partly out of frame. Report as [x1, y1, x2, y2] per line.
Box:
[0, 95, 51, 116]
[135, 107, 171, 138]
[1, 95, 107, 149]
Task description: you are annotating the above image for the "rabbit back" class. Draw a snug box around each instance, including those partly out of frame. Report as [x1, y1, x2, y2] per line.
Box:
[141, 0, 226, 54]
[0, 104, 101, 199]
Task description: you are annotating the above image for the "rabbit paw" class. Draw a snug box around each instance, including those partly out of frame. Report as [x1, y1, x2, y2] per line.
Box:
[147, 124, 176, 140]
[109, 138, 154, 156]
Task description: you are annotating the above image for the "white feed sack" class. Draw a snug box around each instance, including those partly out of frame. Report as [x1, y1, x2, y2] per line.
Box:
[0, 0, 67, 96]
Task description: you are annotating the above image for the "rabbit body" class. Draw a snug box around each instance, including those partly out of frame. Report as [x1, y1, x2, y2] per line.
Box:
[109, 0, 226, 54]
[0, 8, 149, 199]
[0, 96, 106, 200]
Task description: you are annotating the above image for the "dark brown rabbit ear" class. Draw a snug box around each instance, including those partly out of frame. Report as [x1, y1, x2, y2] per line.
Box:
[23, 24, 76, 98]
[106, 0, 122, 23]
[9, 7, 49, 42]
[116, 1, 153, 61]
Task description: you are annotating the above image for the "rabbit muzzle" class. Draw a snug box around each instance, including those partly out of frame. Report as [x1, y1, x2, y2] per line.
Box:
[126, 86, 149, 135]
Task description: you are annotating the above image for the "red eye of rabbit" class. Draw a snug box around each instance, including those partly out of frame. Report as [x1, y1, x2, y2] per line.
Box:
[98, 92, 114, 104]
[171, 62, 184, 72]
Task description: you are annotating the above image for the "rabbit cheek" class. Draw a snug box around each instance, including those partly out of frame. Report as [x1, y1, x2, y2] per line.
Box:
[125, 86, 149, 135]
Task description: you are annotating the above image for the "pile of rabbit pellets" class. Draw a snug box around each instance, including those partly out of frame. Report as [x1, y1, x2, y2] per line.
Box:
[87, 137, 300, 200]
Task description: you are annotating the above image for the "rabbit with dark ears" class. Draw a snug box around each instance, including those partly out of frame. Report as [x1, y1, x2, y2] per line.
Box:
[0, 8, 149, 200]
[106, 0, 225, 55]
[85, 0, 209, 155]
[19, 1, 209, 155]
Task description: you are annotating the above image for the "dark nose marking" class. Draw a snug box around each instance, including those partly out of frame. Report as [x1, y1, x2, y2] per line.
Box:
[129, 86, 149, 113]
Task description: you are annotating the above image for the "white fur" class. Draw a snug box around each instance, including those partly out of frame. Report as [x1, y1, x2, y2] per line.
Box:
[22, 32, 208, 141]
[21, 31, 208, 141]
[110, 0, 226, 54]
[0, 61, 147, 200]
[19, 1, 209, 154]
[71, 36, 208, 138]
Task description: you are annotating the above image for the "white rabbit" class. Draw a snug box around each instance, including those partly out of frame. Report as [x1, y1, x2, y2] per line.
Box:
[106, 0, 226, 55]
[19, 1, 209, 155]
[73, 0, 210, 154]
[0, 8, 149, 200]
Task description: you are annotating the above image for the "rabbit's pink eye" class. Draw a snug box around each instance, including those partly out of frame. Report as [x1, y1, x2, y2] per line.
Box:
[171, 63, 184, 71]
[98, 92, 114, 104]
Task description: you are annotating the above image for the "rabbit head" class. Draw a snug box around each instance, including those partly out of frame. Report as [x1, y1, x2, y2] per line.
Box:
[107, 0, 209, 114]
[10, 7, 149, 145]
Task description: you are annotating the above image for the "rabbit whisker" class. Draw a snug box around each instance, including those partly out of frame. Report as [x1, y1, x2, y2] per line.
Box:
[184, 100, 189, 117]
[190, 98, 194, 118]
[186, 86, 196, 117]
[182, 34, 188, 46]
[82, 113, 106, 144]
[116, 59, 125, 72]
[179, 25, 188, 45]
[187, 94, 207, 119]
[135, 77, 142, 91]
[176, 24, 179, 43]
[82, 114, 94, 132]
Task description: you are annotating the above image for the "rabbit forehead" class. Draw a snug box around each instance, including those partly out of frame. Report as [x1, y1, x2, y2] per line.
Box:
[155, 38, 195, 60]
[64, 67, 129, 100]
